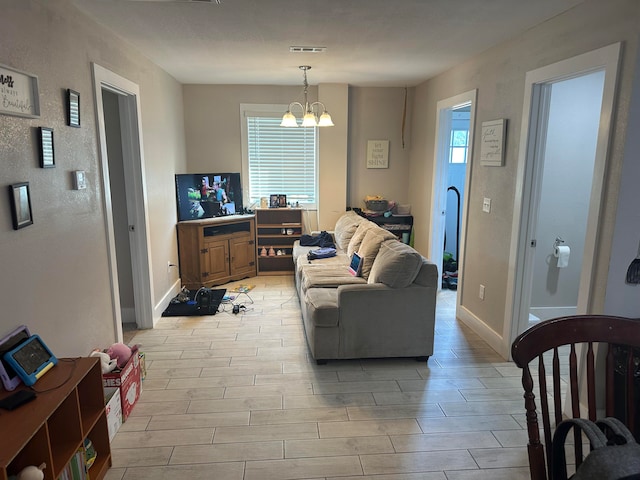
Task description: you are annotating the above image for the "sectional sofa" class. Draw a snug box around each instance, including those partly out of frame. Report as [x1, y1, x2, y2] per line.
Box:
[292, 210, 439, 364]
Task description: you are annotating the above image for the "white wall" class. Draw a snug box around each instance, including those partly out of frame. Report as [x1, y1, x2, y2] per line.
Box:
[0, 0, 186, 356]
[531, 71, 605, 315]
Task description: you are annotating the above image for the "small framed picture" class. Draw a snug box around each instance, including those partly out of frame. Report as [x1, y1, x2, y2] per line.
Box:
[38, 127, 55, 168]
[278, 194, 287, 207]
[9, 182, 33, 230]
[269, 194, 279, 208]
[67, 89, 80, 127]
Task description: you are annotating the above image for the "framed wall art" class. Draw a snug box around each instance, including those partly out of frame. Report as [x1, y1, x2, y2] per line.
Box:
[67, 89, 80, 127]
[0, 63, 40, 118]
[480, 119, 507, 166]
[9, 182, 33, 230]
[38, 127, 55, 168]
[366, 140, 389, 169]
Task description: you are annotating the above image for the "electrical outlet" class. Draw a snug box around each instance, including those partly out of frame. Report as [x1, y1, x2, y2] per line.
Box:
[482, 198, 491, 213]
[479, 284, 485, 300]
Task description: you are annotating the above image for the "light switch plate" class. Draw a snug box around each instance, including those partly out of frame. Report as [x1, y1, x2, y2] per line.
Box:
[482, 197, 491, 213]
[73, 170, 87, 190]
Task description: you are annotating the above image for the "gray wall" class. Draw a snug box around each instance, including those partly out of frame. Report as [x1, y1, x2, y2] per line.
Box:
[409, 0, 640, 349]
[0, 0, 186, 356]
[604, 44, 640, 317]
[182, 84, 413, 222]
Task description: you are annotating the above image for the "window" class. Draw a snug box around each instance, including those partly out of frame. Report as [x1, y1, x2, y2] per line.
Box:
[241, 104, 317, 208]
[449, 129, 469, 164]
[449, 109, 471, 164]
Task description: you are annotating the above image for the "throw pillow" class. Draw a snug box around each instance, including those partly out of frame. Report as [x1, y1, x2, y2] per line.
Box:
[347, 221, 375, 257]
[368, 240, 423, 288]
[357, 227, 397, 279]
[334, 211, 364, 250]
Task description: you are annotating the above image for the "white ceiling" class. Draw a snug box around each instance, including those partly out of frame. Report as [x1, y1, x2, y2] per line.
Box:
[71, 0, 583, 87]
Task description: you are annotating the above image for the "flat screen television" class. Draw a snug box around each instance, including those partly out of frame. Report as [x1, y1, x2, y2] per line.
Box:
[175, 173, 243, 221]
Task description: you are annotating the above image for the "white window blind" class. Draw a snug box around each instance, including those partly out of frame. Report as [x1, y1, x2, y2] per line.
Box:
[245, 115, 317, 206]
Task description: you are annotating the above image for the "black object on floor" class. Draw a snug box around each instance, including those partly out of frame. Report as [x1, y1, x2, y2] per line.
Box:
[162, 288, 226, 317]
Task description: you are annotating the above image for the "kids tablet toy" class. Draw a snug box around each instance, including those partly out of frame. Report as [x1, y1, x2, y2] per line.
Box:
[0, 325, 31, 391]
[3, 334, 57, 387]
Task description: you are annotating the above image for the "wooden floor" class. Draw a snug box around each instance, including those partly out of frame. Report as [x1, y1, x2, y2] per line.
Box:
[107, 276, 535, 480]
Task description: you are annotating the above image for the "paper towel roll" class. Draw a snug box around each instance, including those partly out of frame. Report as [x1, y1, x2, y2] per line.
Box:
[554, 245, 570, 268]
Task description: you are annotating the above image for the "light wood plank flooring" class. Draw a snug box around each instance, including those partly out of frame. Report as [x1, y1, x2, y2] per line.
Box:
[107, 276, 533, 480]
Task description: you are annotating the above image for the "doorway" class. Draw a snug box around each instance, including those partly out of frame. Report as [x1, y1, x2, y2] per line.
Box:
[430, 90, 477, 306]
[91, 64, 154, 340]
[527, 71, 605, 327]
[506, 43, 621, 346]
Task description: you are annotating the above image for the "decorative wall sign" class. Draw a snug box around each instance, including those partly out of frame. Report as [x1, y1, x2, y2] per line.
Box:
[9, 182, 33, 230]
[0, 64, 40, 118]
[367, 140, 389, 169]
[480, 119, 507, 166]
[67, 89, 80, 127]
[38, 127, 55, 168]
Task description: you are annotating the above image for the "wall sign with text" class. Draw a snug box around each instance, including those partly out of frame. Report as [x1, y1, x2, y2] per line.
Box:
[480, 119, 507, 166]
[367, 140, 389, 169]
[0, 64, 40, 118]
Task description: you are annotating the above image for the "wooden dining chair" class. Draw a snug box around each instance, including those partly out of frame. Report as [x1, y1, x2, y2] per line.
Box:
[511, 315, 640, 480]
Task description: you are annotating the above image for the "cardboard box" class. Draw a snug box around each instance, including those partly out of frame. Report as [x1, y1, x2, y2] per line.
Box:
[102, 349, 141, 421]
[104, 387, 122, 442]
[138, 351, 146, 381]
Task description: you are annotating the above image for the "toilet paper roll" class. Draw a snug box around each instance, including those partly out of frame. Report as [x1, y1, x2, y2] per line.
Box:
[554, 245, 570, 268]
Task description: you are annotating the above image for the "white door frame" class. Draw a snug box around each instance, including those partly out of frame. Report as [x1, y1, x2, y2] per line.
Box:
[504, 43, 621, 352]
[91, 63, 155, 340]
[430, 89, 477, 306]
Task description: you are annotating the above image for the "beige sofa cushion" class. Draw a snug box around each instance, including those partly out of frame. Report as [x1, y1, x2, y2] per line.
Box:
[357, 227, 397, 279]
[304, 288, 340, 327]
[301, 266, 367, 291]
[347, 221, 376, 257]
[368, 240, 423, 288]
[334, 211, 365, 251]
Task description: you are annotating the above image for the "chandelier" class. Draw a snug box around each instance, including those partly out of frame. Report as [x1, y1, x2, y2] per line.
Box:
[281, 66, 334, 128]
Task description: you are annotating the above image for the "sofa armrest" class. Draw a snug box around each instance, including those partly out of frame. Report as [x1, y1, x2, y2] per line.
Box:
[335, 283, 437, 358]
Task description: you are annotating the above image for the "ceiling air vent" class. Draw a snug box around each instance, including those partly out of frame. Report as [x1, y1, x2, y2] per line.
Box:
[289, 46, 327, 53]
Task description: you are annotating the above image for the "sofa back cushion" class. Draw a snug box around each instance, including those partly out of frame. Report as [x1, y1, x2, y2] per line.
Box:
[357, 227, 397, 279]
[347, 221, 376, 257]
[334, 211, 365, 251]
[368, 240, 424, 288]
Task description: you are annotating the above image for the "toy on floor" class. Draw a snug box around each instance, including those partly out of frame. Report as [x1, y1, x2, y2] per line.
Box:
[107, 342, 133, 368]
[90, 349, 117, 374]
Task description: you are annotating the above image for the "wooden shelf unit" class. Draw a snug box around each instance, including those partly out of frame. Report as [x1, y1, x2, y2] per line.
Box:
[177, 215, 257, 289]
[0, 357, 111, 480]
[255, 208, 303, 275]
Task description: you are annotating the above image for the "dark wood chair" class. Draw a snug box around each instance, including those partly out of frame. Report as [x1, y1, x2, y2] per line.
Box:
[511, 315, 640, 480]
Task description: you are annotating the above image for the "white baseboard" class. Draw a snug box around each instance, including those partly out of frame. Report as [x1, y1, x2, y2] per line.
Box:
[153, 279, 182, 326]
[457, 305, 510, 359]
[529, 306, 577, 321]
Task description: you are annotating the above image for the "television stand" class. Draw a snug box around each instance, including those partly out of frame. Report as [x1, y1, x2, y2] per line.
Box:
[177, 215, 256, 289]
